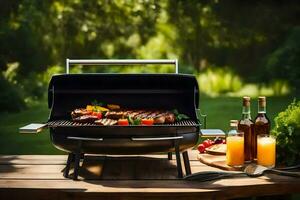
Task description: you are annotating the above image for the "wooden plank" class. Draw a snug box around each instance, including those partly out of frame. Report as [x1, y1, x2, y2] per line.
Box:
[0, 163, 222, 180]
[0, 150, 300, 199]
[0, 178, 299, 200]
[0, 151, 198, 165]
[0, 155, 67, 165]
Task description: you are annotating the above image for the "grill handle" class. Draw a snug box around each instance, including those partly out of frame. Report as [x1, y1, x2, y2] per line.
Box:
[131, 136, 183, 141]
[196, 109, 207, 129]
[67, 136, 103, 141]
[66, 59, 178, 74]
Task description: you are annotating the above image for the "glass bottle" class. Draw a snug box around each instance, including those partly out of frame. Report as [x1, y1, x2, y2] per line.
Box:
[253, 96, 271, 159]
[238, 96, 254, 162]
[226, 120, 244, 167]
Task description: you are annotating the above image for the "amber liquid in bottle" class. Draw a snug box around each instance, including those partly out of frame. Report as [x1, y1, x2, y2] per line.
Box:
[238, 97, 254, 162]
[253, 97, 271, 159]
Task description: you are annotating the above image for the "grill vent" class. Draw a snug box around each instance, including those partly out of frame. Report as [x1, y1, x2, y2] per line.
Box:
[47, 120, 199, 128]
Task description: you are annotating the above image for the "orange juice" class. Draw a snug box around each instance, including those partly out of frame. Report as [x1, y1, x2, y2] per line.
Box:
[226, 135, 244, 167]
[257, 135, 276, 168]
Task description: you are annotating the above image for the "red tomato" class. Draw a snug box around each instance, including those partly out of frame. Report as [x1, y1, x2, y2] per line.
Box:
[197, 144, 205, 153]
[118, 119, 129, 126]
[202, 139, 213, 148]
[92, 112, 102, 119]
[96, 112, 102, 119]
[141, 118, 154, 126]
[222, 139, 226, 144]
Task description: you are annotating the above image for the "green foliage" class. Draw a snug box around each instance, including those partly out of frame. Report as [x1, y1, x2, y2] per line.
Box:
[0, 0, 299, 107]
[272, 100, 300, 166]
[0, 75, 25, 112]
[197, 67, 242, 97]
[265, 27, 300, 92]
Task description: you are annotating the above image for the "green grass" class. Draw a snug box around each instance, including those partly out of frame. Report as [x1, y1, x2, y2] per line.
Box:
[0, 96, 296, 154]
[0, 102, 61, 154]
[200, 96, 296, 131]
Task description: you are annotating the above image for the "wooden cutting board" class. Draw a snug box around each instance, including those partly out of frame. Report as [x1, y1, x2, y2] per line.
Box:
[197, 153, 244, 171]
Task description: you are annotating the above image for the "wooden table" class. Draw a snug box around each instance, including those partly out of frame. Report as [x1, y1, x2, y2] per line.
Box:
[0, 150, 299, 200]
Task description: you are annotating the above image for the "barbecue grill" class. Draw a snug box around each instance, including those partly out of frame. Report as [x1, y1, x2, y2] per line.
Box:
[20, 59, 203, 180]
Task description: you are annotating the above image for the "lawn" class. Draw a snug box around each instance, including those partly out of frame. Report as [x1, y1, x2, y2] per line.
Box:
[0, 96, 296, 154]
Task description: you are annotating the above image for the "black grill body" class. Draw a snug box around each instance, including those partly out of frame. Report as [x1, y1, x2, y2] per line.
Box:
[47, 73, 201, 179]
[48, 74, 200, 153]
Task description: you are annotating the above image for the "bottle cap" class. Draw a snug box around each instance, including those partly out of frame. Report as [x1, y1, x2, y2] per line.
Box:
[258, 96, 266, 107]
[243, 96, 251, 107]
[230, 120, 238, 127]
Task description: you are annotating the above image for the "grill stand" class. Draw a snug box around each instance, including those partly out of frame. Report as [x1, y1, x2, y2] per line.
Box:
[63, 137, 192, 180]
[168, 152, 173, 160]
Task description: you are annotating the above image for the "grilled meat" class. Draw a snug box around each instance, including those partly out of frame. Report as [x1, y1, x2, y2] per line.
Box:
[164, 112, 176, 124]
[72, 115, 98, 123]
[153, 114, 165, 124]
[95, 118, 118, 126]
[71, 108, 92, 119]
[71, 107, 179, 125]
[105, 110, 125, 119]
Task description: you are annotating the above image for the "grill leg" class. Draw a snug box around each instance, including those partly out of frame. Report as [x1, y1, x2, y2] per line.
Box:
[168, 152, 172, 160]
[174, 140, 183, 178]
[182, 151, 191, 175]
[73, 141, 82, 180]
[63, 153, 73, 178]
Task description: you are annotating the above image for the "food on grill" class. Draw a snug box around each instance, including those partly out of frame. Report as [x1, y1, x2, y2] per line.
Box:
[71, 103, 187, 126]
[91, 112, 102, 119]
[107, 104, 121, 110]
[153, 114, 165, 124]
[71, 109, 93, 119]
[94, 118, 118, 126]
[141, 118, 154, 126]
[165, 112, 176, 123]
[105, 110, 125, 119]
[72, 115, 98, 123]
[86, 105, 109, 112]
[118, 119, 129, 126]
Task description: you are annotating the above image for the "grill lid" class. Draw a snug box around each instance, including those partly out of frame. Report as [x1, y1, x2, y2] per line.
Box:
[48, 74, 199, 121]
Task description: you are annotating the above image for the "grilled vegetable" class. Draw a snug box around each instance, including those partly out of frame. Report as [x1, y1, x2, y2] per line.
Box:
[172, 109, 189, 121]
[141, 118, 154, 126]
[92, 112, 102, 119]
[86, 105, 109, 112]
[94, 106, 109, 112]
[107, 104, 120, 110]
[128, 116, 141, 125]
[86, 105, 93, 111]
[118, 119, 129, 126]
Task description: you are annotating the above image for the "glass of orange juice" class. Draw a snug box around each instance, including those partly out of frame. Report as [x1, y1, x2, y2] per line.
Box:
[257, 134, 276, 168]
[226, 120, 244, 167]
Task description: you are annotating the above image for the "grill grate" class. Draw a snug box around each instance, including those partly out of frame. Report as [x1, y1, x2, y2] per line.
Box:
[46, 119, 199, 128]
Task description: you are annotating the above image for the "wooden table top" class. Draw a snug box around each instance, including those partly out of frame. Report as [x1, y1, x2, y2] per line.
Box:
[0, 150, 299, 200]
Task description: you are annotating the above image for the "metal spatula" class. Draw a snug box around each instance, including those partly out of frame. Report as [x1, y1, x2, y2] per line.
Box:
[244, 164, 300, 177]
[184, 164, 300, 181]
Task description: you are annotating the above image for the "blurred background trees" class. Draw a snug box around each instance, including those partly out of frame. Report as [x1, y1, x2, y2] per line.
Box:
[0, 0, 299, 111]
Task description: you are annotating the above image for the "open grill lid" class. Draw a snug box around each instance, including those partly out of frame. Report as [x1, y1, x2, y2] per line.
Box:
[48, 74, 200, 122]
